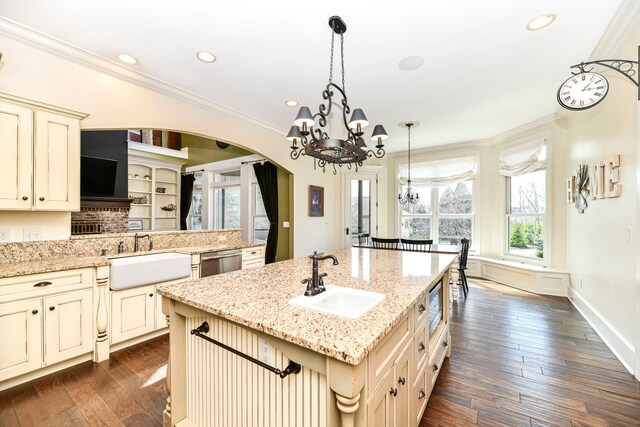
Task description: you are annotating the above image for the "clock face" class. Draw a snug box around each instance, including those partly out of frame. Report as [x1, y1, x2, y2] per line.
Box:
[557, 72, 609, 110]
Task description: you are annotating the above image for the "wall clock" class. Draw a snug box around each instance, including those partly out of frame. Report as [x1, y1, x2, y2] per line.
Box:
[557, 72, 609, 110]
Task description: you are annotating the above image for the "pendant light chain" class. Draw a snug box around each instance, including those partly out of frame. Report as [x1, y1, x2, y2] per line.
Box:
[329, 32, 334, 84]
[340, 33, 345, 93]
[407, 124, 411, 184]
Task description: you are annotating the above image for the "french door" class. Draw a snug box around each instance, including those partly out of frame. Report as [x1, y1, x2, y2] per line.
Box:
[343, 173, 378, 248]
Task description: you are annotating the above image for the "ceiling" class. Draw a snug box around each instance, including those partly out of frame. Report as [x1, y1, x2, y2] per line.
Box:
[0, 0, 624, 151]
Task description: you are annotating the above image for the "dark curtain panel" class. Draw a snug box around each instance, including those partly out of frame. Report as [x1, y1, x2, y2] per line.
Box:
[179, 174, 196, 230]
[253, 162, 278, 264]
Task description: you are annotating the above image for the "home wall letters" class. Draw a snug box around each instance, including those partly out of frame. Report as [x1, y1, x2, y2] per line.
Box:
[566, 154, 621, 211]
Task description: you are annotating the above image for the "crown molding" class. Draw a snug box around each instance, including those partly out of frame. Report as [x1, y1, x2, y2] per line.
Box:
[590, 0, 640, 59]
[0, 17, 286, 136]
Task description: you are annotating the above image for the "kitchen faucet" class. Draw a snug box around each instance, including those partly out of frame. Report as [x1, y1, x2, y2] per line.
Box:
[134, 233, 153, 252]
[302, 251, 339, 296]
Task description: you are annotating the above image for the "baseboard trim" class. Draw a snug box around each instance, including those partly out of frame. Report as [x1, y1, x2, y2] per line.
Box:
[568, 285, 635, 375]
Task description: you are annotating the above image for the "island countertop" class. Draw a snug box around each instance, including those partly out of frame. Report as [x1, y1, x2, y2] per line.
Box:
[158, 247, 457, 365]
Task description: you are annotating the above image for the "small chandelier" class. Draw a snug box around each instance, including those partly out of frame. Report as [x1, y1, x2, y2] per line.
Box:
[286, 16, 388, 174]
[398, 121, 420, 205]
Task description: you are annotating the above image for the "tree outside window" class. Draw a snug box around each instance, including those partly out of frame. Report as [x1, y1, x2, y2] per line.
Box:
[507, 169, 545, 259]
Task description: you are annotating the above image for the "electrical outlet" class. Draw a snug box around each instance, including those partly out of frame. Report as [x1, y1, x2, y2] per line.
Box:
[626, 226, 633, 242]
[23, 228, 43, 241]
[283, 221, 290, 228]
[218, 235, 227, 241]
[0, 229, 10, 243]
[258, 338, 274, 366]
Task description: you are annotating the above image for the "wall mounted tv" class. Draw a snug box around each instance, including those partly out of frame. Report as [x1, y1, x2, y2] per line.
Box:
[80, 155, 118, 197]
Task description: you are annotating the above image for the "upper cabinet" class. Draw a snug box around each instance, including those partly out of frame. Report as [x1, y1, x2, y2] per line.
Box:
[0, 93, 86, 211]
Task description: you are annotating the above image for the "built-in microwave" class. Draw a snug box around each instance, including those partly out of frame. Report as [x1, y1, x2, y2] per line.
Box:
[428, 278, 444, 338]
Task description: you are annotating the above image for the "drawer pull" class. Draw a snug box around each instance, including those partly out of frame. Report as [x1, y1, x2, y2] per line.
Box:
[418, 303, 426, 313]
[389, 387, 397, 397]
[22, 196, 28, 201]
[418, 388, 426, 399]
[398, 376, 405, 385]
[433, 363, 439, 372]
[418, 342, 425, 352]
[33, 281, 52, 288]
[32, 309, 38, 315]
[442, 341, 448, 347]
[251, 251, 257, 255]
[49, 306, 55, 311]
[39, 197, 45, 201]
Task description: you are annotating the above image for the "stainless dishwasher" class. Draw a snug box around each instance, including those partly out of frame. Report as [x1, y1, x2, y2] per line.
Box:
[200, 249, 243, 277]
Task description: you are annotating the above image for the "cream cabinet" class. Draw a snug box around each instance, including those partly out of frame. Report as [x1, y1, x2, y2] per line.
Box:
[241, 246, 265, 269]
[111, 285, 157, 344]
[0, 268, 94, 383]
[0, 94, 86, 211]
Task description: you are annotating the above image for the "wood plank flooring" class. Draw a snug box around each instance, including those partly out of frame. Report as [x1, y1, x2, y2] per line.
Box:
[1, 278, 638, 426]
[422, 278, 640, 427]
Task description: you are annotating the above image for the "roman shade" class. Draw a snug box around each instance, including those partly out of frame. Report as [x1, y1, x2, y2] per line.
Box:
[498, 138, 546, 176]
[398, 156, 477, 186]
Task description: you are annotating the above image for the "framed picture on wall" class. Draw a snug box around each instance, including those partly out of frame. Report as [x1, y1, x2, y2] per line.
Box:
[309, 185, 324, 217]
[128, 219, 143, 231]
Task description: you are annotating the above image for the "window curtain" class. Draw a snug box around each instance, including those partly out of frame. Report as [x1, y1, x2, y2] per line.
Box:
[498, 139, 546, 176]
[179, 174, 196, 230]
[398, 156, 477, 187]
[253, 162, 278, 264]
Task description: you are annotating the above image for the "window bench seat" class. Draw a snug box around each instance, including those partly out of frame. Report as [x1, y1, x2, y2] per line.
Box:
[464, 256, 568, 297]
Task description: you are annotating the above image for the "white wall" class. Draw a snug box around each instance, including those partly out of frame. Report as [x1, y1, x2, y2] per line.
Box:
[563, 16, 639, 375]
[0, 32, 342, 256]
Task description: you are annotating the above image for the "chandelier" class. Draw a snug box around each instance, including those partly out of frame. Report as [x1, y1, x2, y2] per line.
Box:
[398, 122, 420, 205]
[286, 16, 388, 174]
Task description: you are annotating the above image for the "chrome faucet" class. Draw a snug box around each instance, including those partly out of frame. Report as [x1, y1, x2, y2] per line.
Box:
[302, 251, 339, 296]
[134, 233, 153, 252]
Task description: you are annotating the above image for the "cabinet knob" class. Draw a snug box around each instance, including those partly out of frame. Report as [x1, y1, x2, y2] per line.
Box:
[22, 196, 28, 201]
[39, 197, 45, 201]
[442, 341, 448, 347]
[398, 376, 406, 385]
[418, 388, 426, 399]
[49, 306, 56, 311]
[32, 309, 39, 315]
[418, 342, 425, 352]
[149, 293, 154, 297]
[418, 304, 426, 313]
[389, 387, 397, 397]
[433, 363, 439, 372]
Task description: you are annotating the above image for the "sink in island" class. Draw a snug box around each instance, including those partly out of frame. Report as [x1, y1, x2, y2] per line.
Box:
[158, 247, 458, 427]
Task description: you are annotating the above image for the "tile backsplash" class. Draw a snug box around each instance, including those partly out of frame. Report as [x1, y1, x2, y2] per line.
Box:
[0, 229, 242, 264]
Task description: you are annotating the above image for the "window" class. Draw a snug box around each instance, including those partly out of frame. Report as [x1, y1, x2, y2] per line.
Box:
[507, 170, 545, 259]
[252, 184, 269, 243]
[212, 169, 241, 229]
[400, 182, 473, 245]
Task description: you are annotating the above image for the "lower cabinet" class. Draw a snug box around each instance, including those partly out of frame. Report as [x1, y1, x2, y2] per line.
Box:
[241, 246, 265, 269]
[111, 285, 157, 344]
[0, 288, 93, 382]
[367, 369, 396, 427]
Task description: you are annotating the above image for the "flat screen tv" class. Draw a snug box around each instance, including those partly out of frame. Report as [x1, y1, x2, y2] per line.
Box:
[80, 155, 118, 197]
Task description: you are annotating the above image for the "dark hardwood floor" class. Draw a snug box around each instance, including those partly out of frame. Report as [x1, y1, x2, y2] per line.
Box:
[1, 278, 639, 426]
[422, 278, 640, 427]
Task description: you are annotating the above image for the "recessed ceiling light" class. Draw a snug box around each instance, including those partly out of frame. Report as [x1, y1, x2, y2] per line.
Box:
[196, 51, 217, 63]
[398, 56, 424, 71]
[117, 53, 138, 65]
[526, 14, 556, 31]
[285, 99, 299, 107]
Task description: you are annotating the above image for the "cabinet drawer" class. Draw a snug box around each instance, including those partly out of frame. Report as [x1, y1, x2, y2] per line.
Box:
[413, 320, 428, 373]
[412, 361, 429, 424]
[0, 268, 93, 302]
[414, 294, 428, 327]
[242, 246, 264, 261]
[367, 313, 411, 394]
[428, 331, 449, 391]
[242, 259, 264, 270]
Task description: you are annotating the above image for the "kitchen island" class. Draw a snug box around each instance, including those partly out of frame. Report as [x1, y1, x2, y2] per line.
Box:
[158, 247, 457, 427]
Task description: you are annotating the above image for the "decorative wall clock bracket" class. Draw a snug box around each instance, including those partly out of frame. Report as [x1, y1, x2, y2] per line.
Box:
[568, 45, 639, 100]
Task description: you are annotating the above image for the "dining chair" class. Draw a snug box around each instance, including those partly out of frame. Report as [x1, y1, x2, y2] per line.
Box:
[400, 238, 433, 252]
[457, 238, 470, 297]
[371, 237, 399, 250]
[358, 233, 370, 245]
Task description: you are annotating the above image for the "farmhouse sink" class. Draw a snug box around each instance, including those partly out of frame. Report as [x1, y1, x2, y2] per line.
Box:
[289, 285, 385, 319]
[110, 252, 191, 290]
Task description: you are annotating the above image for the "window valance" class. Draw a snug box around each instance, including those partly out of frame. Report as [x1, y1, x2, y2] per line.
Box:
[398, 156, 477, 187]
[498, 138, 546, 177]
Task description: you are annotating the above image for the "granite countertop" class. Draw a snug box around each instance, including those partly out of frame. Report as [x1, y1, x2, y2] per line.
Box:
[0, 242, 265, 279]
[158, 248, 457, 365]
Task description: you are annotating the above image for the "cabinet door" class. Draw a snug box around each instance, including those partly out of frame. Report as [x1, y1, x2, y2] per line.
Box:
[0, 101, 33, 210]
[44, 289, 93, 366]
[34, 110, 80, 211]
[367, 370, 395, 427]
[393, 341, 411, 427]
[111, 285, 155, 344]
[0, 298, 42, 381]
